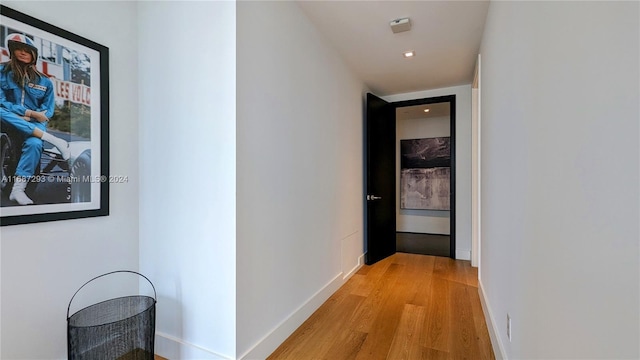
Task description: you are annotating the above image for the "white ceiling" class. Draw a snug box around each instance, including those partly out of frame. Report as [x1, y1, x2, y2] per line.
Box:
[296, 1, 490, 96]
[397, 101, 450, 121]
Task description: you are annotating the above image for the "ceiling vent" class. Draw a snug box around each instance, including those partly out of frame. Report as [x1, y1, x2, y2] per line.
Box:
[390, 18, 411, 34]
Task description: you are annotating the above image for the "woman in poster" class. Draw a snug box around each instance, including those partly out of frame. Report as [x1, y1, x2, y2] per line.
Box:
[0, 33, 70, 205]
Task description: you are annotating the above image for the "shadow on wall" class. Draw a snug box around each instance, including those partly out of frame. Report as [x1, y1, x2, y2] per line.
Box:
[153, 279, 184, 359]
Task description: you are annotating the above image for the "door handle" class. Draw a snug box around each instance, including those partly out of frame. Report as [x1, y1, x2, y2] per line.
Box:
[367, 195, 383, 200]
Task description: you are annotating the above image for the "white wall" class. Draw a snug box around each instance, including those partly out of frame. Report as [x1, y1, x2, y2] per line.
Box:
[137, 2, 236, 359]
[479, 2, 639, 358]
[396, 115, 451, 235]
[236, 1, 365, 358]
[384, 85, 472, 260]
[1, 1, 140, 358]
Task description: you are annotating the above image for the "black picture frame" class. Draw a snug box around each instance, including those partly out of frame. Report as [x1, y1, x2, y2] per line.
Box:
[0, 5, 109, 226]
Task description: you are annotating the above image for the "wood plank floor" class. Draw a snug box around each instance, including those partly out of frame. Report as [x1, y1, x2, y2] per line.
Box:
[268, 253, 495, 360]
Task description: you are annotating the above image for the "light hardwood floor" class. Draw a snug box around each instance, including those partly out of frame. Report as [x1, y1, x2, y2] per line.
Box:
[268, 253, 495, 360]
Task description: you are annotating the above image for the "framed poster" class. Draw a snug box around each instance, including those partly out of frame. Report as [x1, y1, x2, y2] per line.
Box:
[0, 5, 109, 226]
[400, 137, 450, 210]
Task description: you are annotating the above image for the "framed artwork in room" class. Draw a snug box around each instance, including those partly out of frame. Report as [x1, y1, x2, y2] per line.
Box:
[0, 5, 110, 226]
[400, 137, 451, 211]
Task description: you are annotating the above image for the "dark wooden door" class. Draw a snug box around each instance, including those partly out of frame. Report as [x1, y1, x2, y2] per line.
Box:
[365, 93, 396, 265]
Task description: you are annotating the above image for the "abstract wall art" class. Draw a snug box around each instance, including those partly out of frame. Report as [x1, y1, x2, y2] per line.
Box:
[400, 137, 450, 210]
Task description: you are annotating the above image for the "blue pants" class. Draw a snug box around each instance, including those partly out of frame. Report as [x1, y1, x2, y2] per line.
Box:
[0, 108, 45, 177]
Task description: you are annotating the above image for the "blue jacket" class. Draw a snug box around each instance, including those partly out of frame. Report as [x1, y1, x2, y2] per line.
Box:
[0, 64, 55, 119]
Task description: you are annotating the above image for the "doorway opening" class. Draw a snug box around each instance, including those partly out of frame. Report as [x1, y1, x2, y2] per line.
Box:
[395, 100, 454, 257]
[364, 93, 456, 265]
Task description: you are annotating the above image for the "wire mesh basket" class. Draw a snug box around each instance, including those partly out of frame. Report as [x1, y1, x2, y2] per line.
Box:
[67, 271, 156, 360]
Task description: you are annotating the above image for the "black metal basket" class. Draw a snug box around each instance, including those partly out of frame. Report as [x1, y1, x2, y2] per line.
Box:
[67, 271, 156, 360]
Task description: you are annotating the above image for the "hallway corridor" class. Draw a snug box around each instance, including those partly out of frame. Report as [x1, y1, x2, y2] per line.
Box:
[268, 253, 494, 359]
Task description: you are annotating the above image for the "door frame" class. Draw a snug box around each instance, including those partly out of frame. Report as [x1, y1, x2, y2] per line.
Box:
[392, 95, 456, 258]
[472, 54, 482, 269]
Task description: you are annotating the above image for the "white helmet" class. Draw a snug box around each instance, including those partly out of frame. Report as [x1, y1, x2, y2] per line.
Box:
[5, 33, 38, 64]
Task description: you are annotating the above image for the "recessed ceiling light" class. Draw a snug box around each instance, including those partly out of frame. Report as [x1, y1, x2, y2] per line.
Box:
[424, 109, 430, 113]
[403, 51, 415, 58]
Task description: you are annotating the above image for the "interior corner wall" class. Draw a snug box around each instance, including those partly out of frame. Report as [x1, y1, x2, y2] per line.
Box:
[137, 2, 236, 359]
[383, 85, 472, 260]
[236, 1, 365, 358]
[479, 2, 639, 359]
[0, 2, 140, 359]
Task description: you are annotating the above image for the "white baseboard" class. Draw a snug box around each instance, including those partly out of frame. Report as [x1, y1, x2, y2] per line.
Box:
[456, 249, 471, 260]
[344, 254, 365, 280]
[155, 332, 232, 360]
[478, 280, 507, 360]
[238, 272, 346, 360]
